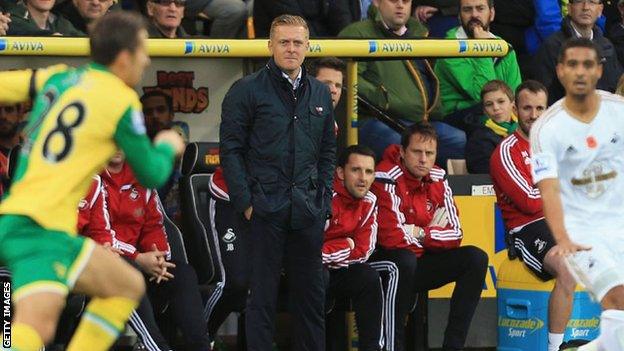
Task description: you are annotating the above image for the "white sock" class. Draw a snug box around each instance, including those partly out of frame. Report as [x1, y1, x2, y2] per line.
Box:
[549, 332, 565, 351]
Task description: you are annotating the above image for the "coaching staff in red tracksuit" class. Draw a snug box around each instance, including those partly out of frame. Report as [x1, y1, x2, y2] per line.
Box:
[323, 145, 393, 351]
[78, 154, 209, 351]
[371, 122, 488, 351]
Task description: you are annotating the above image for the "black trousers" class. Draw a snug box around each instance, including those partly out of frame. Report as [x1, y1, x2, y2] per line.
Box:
[370, 249, 417, 351]
[372, 246, 488, 351]
[327, 263, 383, 351]
[126, 258, 210, 351]
[205, 198, 251, 339]
[245, 211, 325, 351]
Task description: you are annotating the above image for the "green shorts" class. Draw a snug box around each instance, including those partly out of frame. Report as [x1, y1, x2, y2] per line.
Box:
[0, 214, 95, 301]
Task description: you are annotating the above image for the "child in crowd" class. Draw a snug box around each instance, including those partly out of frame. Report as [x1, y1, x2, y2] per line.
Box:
[466, 80, 518, 173]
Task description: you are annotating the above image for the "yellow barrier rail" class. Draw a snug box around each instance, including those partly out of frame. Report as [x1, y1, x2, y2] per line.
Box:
[0, 37, 509, 57]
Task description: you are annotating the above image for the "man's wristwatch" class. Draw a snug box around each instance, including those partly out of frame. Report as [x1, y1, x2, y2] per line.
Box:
[415, 227, 425, 241]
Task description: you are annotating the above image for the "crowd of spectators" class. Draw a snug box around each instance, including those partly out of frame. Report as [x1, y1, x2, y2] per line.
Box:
[0, 0, 603, 175]
[2, 0, 624, 175]
[0, 0, 250, 37]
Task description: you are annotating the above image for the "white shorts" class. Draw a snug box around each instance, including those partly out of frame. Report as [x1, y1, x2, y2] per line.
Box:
[565, 231, 624, 302]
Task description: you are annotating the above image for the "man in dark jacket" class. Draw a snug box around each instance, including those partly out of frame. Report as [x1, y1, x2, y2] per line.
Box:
[532, 0, 623, 105]
[53, 0, 114, 34]
[146, 0, 188, 38]
[219, 14, 336, 351]
[609, 0, 624, 66]
[8, 0, 83, 35]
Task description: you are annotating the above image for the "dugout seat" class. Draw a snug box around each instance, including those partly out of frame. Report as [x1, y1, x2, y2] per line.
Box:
[179, 142, 221, 285]
[157, 195, 189, 264]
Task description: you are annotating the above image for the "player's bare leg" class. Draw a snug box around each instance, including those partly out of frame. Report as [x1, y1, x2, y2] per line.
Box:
[544, 248, 576, 351]
[11, 292, 66, 350]
[66, 244, 145, 351]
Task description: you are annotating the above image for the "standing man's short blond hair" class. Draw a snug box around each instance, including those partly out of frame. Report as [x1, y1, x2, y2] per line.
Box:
[269, 14, 309, 39]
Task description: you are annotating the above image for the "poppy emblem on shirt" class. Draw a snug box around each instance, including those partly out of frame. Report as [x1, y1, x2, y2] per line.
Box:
[586, 136, 598, 149]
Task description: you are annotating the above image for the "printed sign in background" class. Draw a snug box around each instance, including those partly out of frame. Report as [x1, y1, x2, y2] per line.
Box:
[0, 38, 510, 58]
[0, 56, 244, 142]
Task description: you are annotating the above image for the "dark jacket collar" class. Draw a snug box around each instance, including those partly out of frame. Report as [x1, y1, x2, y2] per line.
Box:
[54, 1, 87, 33]
[147, 21, 187, 38]
[561, 16, 604, 40]
[266, 58, 308, 89]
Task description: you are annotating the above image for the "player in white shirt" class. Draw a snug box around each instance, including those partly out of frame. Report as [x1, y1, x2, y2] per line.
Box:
[531, 38, 624, 351]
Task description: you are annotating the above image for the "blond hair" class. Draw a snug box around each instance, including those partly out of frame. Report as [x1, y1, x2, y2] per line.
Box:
[269, 14, 309, 39]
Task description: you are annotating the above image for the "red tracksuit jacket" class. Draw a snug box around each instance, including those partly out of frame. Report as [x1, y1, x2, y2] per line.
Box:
[77, 175, 114, 245]
[372, 145, 462, 257]
[209, 167, 230, 202]
[489, 131, 543, 232]
[78, 162, 170, 260]
[322, 177, 377, 269]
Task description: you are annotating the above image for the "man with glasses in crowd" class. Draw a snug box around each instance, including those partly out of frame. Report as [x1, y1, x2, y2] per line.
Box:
[146, 0, 188, 38]
[532, 0, 622, 104]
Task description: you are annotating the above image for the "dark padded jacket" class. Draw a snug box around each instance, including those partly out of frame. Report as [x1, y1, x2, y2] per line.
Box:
[465, 126, 503, 174]
[532, 17, 623, 105]
[219, 59, 336, 229]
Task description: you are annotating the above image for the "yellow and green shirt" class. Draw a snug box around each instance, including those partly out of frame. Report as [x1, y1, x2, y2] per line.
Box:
[0, 63, 175, 234]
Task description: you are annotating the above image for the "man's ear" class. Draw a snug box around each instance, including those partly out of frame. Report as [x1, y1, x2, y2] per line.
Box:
[556, 62, 564, 83]
[336, 166, 345, 181]
[146, 2, 155, 17]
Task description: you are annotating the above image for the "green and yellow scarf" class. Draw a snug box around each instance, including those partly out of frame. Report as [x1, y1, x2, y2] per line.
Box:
[481, 113, 518, 137]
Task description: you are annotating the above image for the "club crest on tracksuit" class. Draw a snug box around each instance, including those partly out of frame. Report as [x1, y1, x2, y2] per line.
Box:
[224, 228, 236, 251]
[130, 188, 140, 200]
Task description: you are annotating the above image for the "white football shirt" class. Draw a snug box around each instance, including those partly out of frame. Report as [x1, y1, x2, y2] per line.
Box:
[531, 91, 624, 240]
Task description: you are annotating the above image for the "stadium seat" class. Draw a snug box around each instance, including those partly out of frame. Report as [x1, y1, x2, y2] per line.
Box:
[157, 195, 189, 264]
[179, 142, 220, 285]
